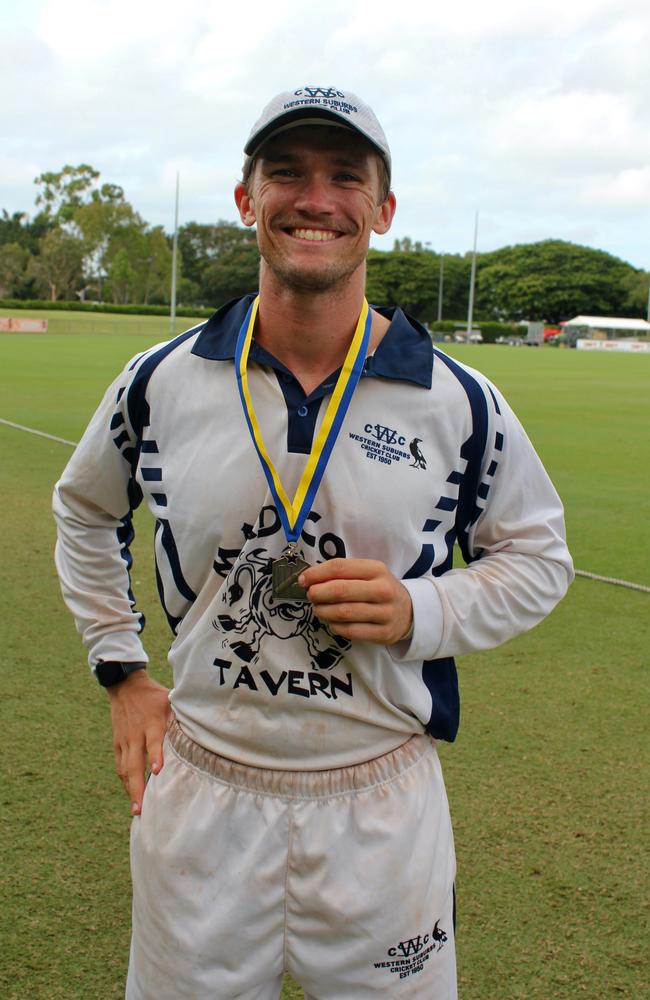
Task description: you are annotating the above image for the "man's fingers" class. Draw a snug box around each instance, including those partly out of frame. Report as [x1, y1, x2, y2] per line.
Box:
[300, 558, 383, 586]
[126, 742, 147, 816]
[299, 559, 413, 645]
[113, 738, 146, 811]
[311, 600, 390, 625]
[146, 721, 169, 776]
[107, 672, 171, 814]
[327, 621, 397, 642]
[306, 577, 393, 607]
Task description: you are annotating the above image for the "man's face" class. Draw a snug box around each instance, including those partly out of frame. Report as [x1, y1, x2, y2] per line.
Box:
[235, 125, 396, 294]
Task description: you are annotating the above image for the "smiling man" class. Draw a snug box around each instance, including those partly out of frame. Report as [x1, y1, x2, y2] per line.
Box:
[53, 86, 573, 999]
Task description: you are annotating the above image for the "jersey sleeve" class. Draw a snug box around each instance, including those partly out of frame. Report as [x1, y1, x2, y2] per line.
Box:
[396, 379, 574, 661]
[53, 354, 151, 669]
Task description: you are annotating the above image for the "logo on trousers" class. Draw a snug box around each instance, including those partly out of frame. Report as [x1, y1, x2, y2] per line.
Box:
[373, 920, 448, 980]
[388, 921, 447, 958]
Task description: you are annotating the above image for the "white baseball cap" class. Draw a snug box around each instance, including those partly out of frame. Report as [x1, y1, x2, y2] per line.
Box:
[244, 85, 392, 181]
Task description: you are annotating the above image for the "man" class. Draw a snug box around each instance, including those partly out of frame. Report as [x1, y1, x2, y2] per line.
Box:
[53, 86, 573, 999]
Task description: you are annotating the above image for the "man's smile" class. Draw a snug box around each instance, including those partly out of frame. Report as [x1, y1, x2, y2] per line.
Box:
[284, 227, 342, 242]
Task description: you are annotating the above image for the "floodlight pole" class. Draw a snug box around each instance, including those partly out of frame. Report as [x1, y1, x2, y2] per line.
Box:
[437, 255, 444, 323]
[170, 172, 180, 334]
[466, 210, 479, 336]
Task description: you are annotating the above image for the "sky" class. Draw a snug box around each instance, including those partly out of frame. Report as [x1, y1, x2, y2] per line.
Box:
[1, 0, 649, 268]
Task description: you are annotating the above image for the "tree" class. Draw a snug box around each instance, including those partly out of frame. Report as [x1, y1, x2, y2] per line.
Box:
[105, 248, 137, 305]
[392, 236, 425, 253]
[0, 243, 31, 298]
[0, 209, 51, 256]
[75, 197, 144, 298]
[475, 240, 637, 322]
[29, 228, 84, 300]
[367, 250, 438, 317]
[178, 221, 257, 299]
[620, 269, 650, 316]
[366, 249, 470, 322]
[34, 164, 101, 222]
[201, 244, 260, 305]
[103, 225, 173, 304]
[33, 165, 145, 298]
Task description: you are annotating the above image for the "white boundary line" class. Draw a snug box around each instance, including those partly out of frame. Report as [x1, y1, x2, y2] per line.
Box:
[573, 570, 650, 594]
[3, 416, 649, 595]
[0, 417, 78, 447]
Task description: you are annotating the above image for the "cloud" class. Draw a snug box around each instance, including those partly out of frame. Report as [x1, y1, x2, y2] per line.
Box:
[580, 166, 650, 208]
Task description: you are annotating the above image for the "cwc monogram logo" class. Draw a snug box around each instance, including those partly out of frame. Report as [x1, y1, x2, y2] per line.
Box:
[364, 422, 406, 447]
[374, 920, 448, 980]
[387, 921, 447, 958]
[294, 86, 345, 99]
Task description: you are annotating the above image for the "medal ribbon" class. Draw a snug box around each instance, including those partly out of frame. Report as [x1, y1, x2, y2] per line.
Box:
[235, 295, 372, 544]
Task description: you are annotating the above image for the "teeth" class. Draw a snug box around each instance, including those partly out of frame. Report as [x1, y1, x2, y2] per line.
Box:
[291, 228, 338, 242]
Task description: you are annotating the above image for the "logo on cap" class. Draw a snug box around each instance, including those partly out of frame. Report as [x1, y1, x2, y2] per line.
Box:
[295, 86, 345, 99]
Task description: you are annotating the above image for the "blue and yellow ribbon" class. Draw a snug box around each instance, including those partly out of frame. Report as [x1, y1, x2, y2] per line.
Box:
[235, 296, 372, 544]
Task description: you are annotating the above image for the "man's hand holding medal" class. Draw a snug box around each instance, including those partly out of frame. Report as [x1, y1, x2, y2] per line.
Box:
[298, 558, 413, 645]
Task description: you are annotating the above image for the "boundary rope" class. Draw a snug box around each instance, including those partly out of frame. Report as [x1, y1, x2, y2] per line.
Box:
[573, 569, 650, 594]
[0, 417, 78, 447]
[3, 417, 649, 594]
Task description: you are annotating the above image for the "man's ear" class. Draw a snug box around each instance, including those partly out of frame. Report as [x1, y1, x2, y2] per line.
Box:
[372, 192, 397, 236]
[235, 183, 256, 227]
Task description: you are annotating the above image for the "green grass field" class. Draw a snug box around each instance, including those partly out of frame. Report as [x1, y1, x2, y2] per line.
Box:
[1, 312, 649, 999]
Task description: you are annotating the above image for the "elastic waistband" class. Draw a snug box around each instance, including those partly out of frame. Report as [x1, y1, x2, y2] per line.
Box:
[167, 718, 434, 800]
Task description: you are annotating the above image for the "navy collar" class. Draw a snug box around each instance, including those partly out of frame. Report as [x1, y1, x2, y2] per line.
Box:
[191, 293, 433, 389]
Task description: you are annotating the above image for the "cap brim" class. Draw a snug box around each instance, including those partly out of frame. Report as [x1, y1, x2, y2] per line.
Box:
[244, 107, 387, 165]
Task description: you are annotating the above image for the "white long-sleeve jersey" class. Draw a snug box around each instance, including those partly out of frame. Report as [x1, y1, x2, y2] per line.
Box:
[53, 296, 573, 768]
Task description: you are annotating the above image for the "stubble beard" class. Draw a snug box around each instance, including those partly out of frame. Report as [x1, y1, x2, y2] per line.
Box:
[263, 254, 359, 294]
[259, 228, 366, 295]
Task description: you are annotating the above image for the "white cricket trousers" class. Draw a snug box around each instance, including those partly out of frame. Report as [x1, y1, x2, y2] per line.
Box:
[126, 719, 457, 999]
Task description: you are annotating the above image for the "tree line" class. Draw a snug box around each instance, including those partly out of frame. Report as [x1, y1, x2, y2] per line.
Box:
[1, 164, 647, 324]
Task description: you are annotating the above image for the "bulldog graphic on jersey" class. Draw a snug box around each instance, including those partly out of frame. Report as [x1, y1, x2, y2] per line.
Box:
[213, 545, 350, 671]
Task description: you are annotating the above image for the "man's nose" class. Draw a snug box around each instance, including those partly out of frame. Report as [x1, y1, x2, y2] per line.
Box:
[293, 176, 335, 215]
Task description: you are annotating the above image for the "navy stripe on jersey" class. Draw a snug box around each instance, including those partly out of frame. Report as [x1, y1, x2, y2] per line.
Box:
[116, 516, 145, 635]
[156, 518, 197, 603]
[472, 387, 505, 520]
[422, 657, 460, 741]
[154, 558, 183, 634]
[113, 430, 130, 449]
[153, 519, 197, 633]
[487, 384, 501, 414]
[432, 349, 489, 565]
[125, 324, 206, 453]
[105, 328, 204, 644]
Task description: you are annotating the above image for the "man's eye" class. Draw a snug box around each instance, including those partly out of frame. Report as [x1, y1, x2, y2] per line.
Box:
[336, 173, 361, 183]
[271, 168, 297, 178]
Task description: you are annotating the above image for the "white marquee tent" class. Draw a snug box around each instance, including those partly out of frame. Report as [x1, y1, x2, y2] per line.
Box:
[564, 315, 650, 337]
